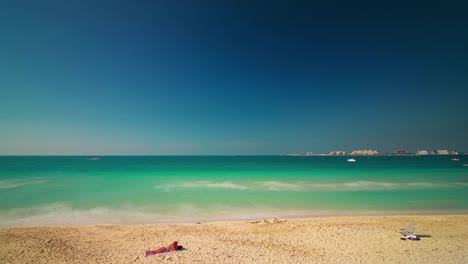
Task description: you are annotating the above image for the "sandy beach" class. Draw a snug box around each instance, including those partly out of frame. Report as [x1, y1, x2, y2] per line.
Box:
[0, 214, 467, 263]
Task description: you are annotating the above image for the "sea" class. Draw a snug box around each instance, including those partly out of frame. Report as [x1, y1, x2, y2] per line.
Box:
[1, 156, 467, 226]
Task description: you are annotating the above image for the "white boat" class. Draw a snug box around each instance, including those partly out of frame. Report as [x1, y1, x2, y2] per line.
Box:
[451, 158, 460, 161]
[347, 159, 356, 162]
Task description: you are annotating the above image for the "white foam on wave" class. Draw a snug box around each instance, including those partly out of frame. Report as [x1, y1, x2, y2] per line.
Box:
[3, 202, 467, 227]
[258, 181, 461, 191]
[155, 180, 468, 192]
[0, 203, 172, 227]
[182, 181, 250, 190]
[0, 202, 296, 227]
[260, 181, 303, 191]
[0, 179, 48, 189]
[156, 181, 250, 191]
[81, 157, 100, 160]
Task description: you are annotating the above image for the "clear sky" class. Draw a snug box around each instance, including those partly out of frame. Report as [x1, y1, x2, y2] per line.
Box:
[1, 0, 467, 155]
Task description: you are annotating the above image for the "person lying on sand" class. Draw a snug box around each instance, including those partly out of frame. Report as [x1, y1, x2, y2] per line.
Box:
[145, 241, 183, 256]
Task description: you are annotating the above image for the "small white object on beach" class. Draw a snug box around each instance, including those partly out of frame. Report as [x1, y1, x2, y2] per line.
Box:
[406, 235, 420, 240]
[347, 159, 356, 162]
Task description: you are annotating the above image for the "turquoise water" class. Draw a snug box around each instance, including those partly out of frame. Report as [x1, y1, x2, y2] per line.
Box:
[1, 156, 467, 226]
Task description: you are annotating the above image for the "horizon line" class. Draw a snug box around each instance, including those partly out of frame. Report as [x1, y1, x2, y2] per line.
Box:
[0, 154, 466, 157]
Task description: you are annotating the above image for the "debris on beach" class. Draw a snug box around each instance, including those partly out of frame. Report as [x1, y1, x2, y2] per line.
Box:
[248, 218, 287, 224]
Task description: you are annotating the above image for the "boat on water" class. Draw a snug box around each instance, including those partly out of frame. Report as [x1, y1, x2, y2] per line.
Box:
[452, 158, 460, 161]
[347, 159, 356, 162]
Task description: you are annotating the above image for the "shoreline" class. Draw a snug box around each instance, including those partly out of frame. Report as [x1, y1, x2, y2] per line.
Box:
[1, 214, 467, 263]
[2, 209, 468, 228]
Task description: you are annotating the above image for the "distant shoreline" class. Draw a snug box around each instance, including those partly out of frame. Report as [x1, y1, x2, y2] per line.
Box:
[2, 209, 468, 228]
[285, 154, 467, 156]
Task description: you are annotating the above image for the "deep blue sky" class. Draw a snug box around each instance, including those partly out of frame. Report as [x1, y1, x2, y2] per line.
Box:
[1, 0, 467, 155]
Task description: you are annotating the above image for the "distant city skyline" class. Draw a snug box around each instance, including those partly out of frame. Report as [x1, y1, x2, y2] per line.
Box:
[1, 1, 467, 155]
[290, 149, 463, 156]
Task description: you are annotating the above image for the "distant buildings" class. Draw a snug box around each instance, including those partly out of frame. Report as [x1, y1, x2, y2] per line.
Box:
[287, 152, 314, 156]
[417, 150, 458, 155]
[285, 149, 461, 156]
[417, 150, 436, 155]
[329, 151, 347, 155]
[392, 149, 411, 155]
[350, 150, 379, 155]
[437, 150, 458, 155]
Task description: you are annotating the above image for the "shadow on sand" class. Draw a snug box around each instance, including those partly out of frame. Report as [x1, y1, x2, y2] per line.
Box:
[416, 234, 432, 238]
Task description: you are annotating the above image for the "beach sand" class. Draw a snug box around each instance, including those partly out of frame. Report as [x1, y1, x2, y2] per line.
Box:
[1, 215, 467, 263]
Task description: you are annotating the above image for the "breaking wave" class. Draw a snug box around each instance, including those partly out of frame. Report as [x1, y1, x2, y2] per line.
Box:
[0, 202, 309, 227]
[155, 180, 468, 192]
[0, 179, 48, 190]
[2, 202, 467, 227]
[158, 181, 250, 190]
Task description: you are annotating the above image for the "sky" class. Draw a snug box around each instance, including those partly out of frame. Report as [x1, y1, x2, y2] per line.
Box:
[1, 0, 467, 155]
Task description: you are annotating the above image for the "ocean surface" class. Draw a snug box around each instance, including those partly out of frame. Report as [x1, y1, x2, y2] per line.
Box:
[1, 156, 467, 226]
